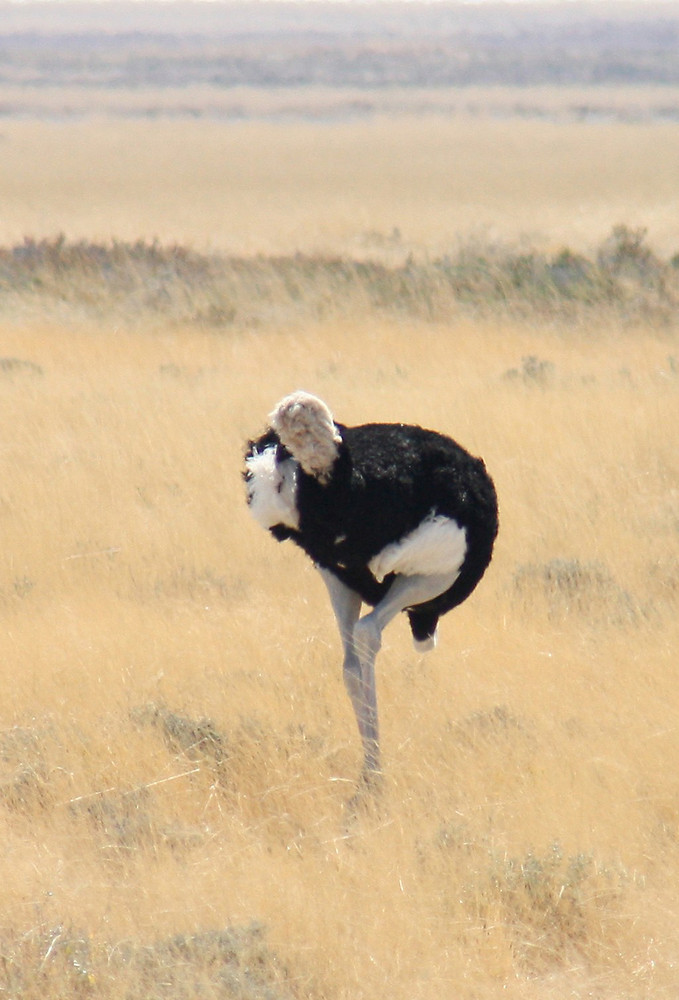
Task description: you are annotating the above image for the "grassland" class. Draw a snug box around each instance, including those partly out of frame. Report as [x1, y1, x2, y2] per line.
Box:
[2, 114, 679, 262]
[1, 288, 678, 999]
[1, 3, 679, 997]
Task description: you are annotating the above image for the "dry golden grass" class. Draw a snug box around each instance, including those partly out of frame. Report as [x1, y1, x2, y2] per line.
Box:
[0, 310, 678, 998]
[1, 111, 679, 258]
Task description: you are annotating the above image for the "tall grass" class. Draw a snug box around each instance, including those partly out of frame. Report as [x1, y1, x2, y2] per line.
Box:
[1, 227, 678, 330]
[0, 300, 677, 997]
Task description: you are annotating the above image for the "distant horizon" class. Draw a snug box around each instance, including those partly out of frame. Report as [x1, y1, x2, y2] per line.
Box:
[1, 0, 668, 5]
[2, 0, 675, 90]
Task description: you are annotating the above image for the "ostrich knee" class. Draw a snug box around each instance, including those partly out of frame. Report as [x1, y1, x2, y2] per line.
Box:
[353, 616, 382, 662]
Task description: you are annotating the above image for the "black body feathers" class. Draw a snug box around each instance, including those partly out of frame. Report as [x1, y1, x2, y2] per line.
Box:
[245, 416, 498, 641]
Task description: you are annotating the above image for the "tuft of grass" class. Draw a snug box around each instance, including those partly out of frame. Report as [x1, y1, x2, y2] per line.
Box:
[481, 843, 630, 973]
[0, 725, 57, 813]
[502, 355, 557, 387]
[513, 558, 645, 626]
[132, 702, 229, 768]
[0, 921, 292, 1000]
[110, 925, 293, 1000]
[419, 827, 634, 977]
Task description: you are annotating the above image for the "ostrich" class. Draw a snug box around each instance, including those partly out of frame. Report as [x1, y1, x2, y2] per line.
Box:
[244, 391, 498, 790]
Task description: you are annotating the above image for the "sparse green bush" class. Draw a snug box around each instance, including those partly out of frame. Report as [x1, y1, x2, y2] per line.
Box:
[502, 355, 556, 387]
[597, 225, 664, 286]
[0, 922, 292, 1000]
[422, 829, 631, 974]
[0, 725, 55, 813]
[513, 557, 644, 625]
[481, 843, 628, 971]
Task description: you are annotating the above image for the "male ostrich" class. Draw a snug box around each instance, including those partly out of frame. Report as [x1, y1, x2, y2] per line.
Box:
[244, 391, 498, 789]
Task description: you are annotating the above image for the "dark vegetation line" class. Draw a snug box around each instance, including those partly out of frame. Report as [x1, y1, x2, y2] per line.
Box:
[2, 3, 679, 89]
[1, 227, 678, 328]
[2, 4, 678, 122]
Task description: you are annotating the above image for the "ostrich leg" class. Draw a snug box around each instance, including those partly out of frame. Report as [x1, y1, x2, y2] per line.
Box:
[320, 568, 458, 785]
[318, 570, 379, 774]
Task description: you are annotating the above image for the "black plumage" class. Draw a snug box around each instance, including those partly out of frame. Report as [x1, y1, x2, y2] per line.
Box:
[246, 420, 498, 643]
